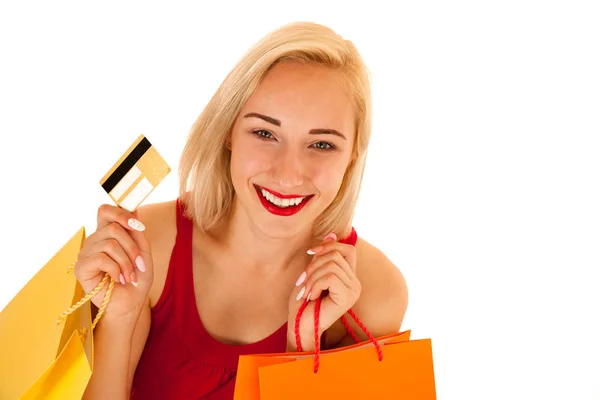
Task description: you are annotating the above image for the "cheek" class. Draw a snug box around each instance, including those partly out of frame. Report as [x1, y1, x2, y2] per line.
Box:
[309, 158, 348, 197]
[307, 144, 352, 188]
[230, 139, 270, 182]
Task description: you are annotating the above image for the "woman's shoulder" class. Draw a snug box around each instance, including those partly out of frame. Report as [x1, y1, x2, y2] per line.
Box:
[136, 199, 179, 245]
[136, 199, 179, 307]
[137, 199, 178, 224]
[352, 237, 409, 337]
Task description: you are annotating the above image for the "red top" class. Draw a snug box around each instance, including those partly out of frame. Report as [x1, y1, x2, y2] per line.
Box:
[130, 199, 358, 399]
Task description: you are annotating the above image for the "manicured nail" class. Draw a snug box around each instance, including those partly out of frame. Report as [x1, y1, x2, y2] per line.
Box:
[323, 233, 337, 242]
[307, 246, 323, 255]
[306, 291, 312, 302]
[119, 273, 126, 285]
[295, 271, 307, 286]
[135, 255, 146, 272]
[130, 272, 138, 287]
[296, 286, 305, 301]
[128, 218, 146, 232]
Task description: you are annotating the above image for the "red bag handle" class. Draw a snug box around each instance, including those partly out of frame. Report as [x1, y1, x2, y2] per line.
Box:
[294, 295, 384, 373]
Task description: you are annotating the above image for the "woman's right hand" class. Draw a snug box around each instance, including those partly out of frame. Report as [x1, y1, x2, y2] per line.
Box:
[74, 204, 154, 320]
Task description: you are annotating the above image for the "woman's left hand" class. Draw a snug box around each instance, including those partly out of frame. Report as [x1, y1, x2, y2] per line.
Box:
[286, 233, 362, 352]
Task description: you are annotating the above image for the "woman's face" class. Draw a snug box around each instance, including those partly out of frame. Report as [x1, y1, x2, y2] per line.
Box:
[229, 61, 356, 238]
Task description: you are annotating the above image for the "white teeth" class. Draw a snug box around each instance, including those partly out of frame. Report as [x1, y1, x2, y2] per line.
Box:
[269, 192, 281, 206]
[260, 188, 306, 208]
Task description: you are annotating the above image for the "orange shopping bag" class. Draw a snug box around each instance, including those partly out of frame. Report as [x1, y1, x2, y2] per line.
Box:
[233, 298, 437, 400]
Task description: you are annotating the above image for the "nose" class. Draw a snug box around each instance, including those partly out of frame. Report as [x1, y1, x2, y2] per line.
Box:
[270, 147, 304, 189]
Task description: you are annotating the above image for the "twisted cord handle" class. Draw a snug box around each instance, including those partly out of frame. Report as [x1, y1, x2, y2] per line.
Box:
[294, 295, 384, 373]
[57, 270, 115, 330]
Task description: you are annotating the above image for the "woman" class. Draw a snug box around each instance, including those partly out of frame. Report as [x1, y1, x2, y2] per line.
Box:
[76, 21, 408, 399]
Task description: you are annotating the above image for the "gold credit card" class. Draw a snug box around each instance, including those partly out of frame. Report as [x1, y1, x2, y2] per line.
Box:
[99, 135, 171, 212]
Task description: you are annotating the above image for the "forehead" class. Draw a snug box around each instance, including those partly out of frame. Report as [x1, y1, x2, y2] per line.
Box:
[240, 61, 356, 136]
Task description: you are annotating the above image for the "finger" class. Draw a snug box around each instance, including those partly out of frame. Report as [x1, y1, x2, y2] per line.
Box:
[96, 204, 146, 234]
[303, 261, 354, 300]
[307, 241, 357, 270]
[305, 251, 354, 280]
[322, 232, 337, 242]
[306, 232, 337, 254]
[96, 204, 151, 260]
[306, 273, 348, 304]
[74, 252, 123, 286]
[80, 238, 138, 284]
[81, 222, 145, 273]
[307, 232, 337, 255]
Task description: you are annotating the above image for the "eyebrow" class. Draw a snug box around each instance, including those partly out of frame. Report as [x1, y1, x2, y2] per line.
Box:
[243, 112, 347, 140]
[244, 112, 281, 126]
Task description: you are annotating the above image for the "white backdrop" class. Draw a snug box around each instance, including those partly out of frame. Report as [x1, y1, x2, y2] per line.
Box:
[1, 1, 599, 399]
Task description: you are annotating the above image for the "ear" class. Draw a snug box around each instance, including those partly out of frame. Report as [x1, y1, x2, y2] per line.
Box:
[225, 133, 232, 150]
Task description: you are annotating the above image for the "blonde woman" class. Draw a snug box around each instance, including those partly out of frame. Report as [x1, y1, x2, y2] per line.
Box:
[76, 21, 408, 399]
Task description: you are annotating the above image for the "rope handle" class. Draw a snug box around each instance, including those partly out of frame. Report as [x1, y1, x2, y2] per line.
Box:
[294, 294, 384, 373]
[57, 265, 115, 330]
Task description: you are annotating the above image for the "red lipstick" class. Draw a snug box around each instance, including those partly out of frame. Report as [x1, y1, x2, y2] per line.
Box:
[254, 185, 313, 217]
[260, 186, 305, 199]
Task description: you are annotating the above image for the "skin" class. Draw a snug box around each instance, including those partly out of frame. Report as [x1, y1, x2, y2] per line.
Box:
[78, 60, 408, 399]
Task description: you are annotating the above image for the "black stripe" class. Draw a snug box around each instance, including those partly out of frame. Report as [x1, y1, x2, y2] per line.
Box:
[102, 137, 152, 193]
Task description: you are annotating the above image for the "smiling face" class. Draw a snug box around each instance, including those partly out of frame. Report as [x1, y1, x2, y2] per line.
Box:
[228, 60, 356, 238]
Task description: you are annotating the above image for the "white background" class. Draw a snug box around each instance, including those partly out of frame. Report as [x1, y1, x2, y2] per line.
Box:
[1, 1, 599, 399]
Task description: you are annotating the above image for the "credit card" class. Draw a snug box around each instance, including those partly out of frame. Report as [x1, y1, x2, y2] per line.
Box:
[99, 135, 170, 212]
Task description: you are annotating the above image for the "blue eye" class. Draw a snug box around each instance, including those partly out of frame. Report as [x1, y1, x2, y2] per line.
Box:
[312, 141, 335, 151]
[253, 129, 274, 139]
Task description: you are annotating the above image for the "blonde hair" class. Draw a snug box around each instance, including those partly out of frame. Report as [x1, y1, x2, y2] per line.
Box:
[179, 21, 372, 240]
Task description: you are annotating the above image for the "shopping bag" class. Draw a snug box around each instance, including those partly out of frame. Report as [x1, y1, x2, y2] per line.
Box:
[0, 134, 170, 399]
[233, 298, 437, 400]
[0, 227, 93, 400]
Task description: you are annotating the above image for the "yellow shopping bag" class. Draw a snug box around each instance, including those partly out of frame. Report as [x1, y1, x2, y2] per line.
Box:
[0, 227, 93, 400]
[0, 134, 170, 399]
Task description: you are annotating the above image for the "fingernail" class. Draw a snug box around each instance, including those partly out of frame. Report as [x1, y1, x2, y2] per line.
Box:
[119, 273, 126, 285]
[307, 246, 323, 255]
[323, 233, 337, 242]
[128, 218, 146, 232]
[135, 255, 146, 272]
[130, 272, 138, 287]
[295, 271, 307, 286]
[306, 291, 312, 302]
[296, 286, 305, 301]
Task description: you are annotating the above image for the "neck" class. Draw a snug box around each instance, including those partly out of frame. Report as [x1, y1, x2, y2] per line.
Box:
[213, 197, 315, 275]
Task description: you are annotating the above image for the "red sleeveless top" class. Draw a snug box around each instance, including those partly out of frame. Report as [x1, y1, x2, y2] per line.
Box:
[130, 199, 358, 399]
